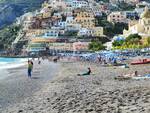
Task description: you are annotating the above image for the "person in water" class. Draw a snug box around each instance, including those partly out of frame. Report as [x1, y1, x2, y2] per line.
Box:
[78, 67, 91, 76]
[28, 61, 33, 78]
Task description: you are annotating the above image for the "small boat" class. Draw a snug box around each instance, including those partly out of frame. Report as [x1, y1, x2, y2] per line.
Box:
[131, 58, 150, 65]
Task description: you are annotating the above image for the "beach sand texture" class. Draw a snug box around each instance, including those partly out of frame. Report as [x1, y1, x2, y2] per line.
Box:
[1, 60, 150, 113]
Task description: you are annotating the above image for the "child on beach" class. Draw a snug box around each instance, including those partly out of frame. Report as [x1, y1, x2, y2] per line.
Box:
[28, 61, 33, 78]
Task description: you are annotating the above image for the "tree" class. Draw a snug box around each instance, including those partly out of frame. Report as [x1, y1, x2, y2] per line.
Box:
[117, 1, 136, 11]
[113, 23, 128, 34]
[126, 34, 142, 42]
[103, 22, 128, 37]
[64, 31, 78, 36]
[61, 14, 67, 21]
[147, 37, 150, 45]
[112, 40, 124, 47]
[0, 24, 21, 50]
[88, 41, 106, 51]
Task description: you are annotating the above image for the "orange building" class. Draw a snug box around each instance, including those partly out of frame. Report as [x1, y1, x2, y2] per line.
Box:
[75, 11, 95, 28]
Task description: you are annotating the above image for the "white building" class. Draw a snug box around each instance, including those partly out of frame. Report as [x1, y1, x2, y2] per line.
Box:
[58, 21, 67, 29]
[135, 7, 145, 16]
[66, 0, 89, 9]
[66, 16, 74, 24]
[66, 24, 81, 31]
[42, 29, 59, 38]
[49, 0, 67, 9]
[91, 5, 102, 17]
[78, 28, 94, 36]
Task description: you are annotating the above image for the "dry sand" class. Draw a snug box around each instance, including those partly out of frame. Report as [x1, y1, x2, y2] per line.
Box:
[2, 61, 150, 113]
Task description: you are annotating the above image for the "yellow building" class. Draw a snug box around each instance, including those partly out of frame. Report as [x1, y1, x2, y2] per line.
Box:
[49, 43, 73, 50]
[41, 7, 52, 19]
[93, 27, 104, 37]
[123, 7, 150, 37]
[42, 1, 49, 8]
[75, 11, 95, 28]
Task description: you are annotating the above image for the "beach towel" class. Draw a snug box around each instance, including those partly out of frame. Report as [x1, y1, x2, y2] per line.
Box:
[132, 74, 150, 80]
[132, 76, 150, 80]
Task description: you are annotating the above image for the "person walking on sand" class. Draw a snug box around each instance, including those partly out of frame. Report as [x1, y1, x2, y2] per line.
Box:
[28, 61, 33, 78]
[38, 60, 41, 64]
[38, 57, 41, 64]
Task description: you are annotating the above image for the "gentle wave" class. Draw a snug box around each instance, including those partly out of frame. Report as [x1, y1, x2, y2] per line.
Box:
[0, 62, 8, 65]
[0, 62, 27, 69]
[0, 58, 28, 69]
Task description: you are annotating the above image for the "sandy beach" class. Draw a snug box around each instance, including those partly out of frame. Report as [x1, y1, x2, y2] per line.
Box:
[1, 60, 150, 113]
[0, 59, 60, 112]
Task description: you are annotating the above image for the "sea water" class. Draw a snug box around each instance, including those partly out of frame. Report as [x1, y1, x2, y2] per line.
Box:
[0, 57, 28, 69]
[0, 57, 29, 79]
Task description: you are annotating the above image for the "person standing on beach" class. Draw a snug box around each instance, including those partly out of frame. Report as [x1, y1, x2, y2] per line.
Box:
[38, 57, 41, 64]
[28, 61, 33, 78]
[38, 60, 41, 64]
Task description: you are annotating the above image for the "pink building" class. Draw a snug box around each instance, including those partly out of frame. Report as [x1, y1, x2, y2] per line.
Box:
[73, 42, 89, 51]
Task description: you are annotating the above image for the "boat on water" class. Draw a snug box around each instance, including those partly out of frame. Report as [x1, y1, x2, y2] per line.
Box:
[131, 58, 150, 65]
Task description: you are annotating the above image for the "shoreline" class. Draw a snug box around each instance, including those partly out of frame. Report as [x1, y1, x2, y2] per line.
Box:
[2, 61, 150, 113]
[0, 59, 60, 112]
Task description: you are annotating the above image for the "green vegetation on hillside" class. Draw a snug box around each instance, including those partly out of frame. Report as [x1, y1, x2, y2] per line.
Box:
[0, 24, 21, 50]
[95, 0, 109, 3]
[112, 34, 149, 49]
[89, 41, 106, 51]
[95, 15, 128, 37]
[0, 0, 44, 28]
[117, 2, 136, 11]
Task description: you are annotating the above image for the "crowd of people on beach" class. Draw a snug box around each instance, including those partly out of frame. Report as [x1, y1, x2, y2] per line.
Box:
[27, 56, 93, 78]
[26, 49, 150, 80]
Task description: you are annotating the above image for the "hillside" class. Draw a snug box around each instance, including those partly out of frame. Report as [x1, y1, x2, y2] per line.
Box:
[0, 0, 45, 28]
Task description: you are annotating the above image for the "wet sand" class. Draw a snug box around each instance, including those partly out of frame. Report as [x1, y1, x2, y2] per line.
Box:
[0, 60, 60, 111]
[2, 61, 150, 113]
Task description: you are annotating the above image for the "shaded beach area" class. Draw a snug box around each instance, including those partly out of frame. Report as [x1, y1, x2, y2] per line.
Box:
[1, 59, 150, 113]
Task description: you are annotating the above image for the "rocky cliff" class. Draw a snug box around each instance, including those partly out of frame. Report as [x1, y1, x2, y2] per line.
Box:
[0, 0, 45, 28]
